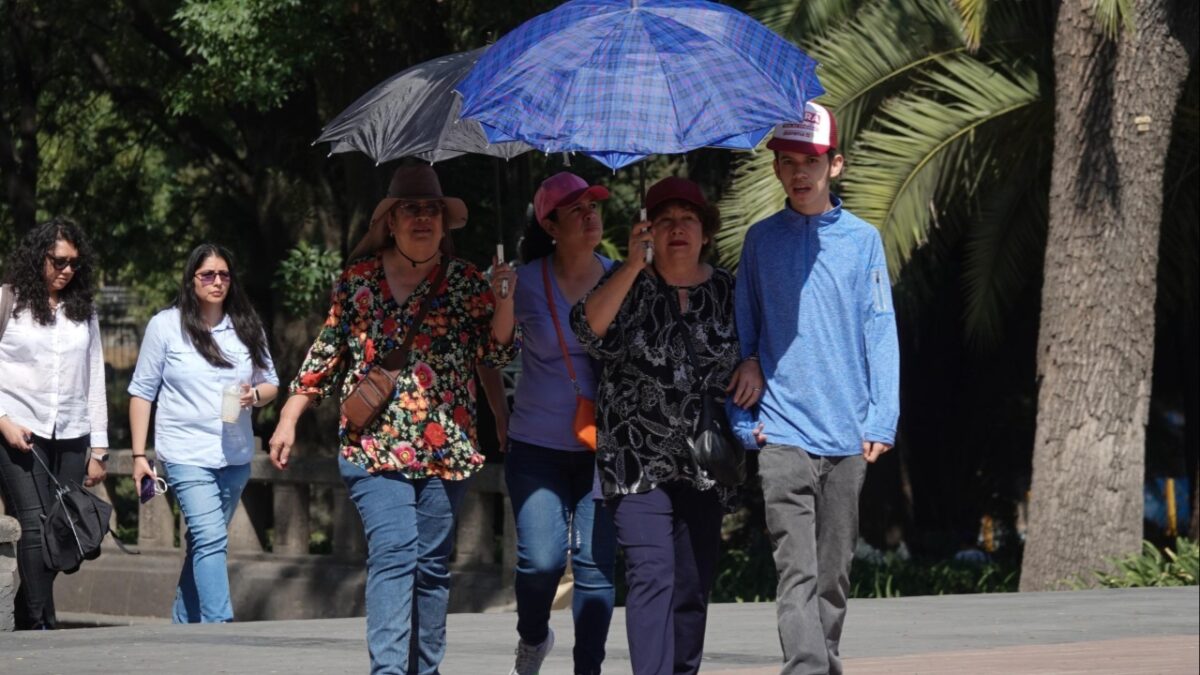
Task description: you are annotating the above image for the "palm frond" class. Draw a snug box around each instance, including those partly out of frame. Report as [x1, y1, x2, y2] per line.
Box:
[717, 0, 969, 268]
[743, 0, 864, 42]
[714, 151, 784, 270]
[841, 56, 1040, 275]
[805, 0, 966, 147]
[950, 0, 988, 51]
[960, 147, 1049, 348]
[1092, 0, 1134, 40]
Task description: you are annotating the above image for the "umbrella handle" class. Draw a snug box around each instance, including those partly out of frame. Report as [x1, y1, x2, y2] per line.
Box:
[640, 208, 653, 264]
[496, 244, 510, 299]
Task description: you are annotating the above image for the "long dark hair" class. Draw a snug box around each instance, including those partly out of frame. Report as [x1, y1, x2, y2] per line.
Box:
[519, 211, 556, 263]
[175, 244, 270, 370]
[2, 217, 96, 325]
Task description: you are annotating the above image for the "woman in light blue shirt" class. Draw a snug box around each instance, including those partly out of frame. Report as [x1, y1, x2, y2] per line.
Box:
[128, 244, 279, 623]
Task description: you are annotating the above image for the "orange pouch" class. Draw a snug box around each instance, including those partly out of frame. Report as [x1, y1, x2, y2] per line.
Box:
[573, 395, 597, 452]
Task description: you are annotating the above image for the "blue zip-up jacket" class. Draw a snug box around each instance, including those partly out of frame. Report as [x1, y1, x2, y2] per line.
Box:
[733, 195, 899, 455]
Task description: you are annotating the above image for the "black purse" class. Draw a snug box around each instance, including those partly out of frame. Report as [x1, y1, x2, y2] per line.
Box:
[661, 279, 746, 487]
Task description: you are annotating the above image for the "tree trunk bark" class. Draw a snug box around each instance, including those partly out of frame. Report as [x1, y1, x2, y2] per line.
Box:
[1021, 0, 1197, 590]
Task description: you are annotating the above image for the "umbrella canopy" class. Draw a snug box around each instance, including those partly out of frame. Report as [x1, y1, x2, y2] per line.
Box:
[456, 0, 824, 170]
[317, 48, 530, 164]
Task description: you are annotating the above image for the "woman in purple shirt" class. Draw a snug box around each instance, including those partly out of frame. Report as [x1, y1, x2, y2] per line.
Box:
[503, 172, 617, 675]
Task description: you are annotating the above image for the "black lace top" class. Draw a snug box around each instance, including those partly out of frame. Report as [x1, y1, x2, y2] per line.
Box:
[570, 265, 740, 500]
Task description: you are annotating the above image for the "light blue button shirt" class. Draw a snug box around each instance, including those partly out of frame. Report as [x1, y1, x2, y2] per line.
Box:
[128, 307, 278, 468]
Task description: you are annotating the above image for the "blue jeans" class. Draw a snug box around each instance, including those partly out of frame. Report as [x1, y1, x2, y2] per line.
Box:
[162, 461, 252, 623]
[505, 440, 617, 675]
[339, 455, 468, 675]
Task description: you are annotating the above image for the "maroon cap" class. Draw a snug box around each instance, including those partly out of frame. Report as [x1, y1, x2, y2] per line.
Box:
[533, 172, 610, 225]
[645, 176, 708, 214]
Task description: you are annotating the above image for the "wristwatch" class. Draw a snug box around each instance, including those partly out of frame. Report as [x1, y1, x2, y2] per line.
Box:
[91, 451, 110, 463]
[252, 386, 261, 405]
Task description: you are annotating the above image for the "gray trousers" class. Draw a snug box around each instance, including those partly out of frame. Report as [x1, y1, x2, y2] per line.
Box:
[760, 445, 866, 675]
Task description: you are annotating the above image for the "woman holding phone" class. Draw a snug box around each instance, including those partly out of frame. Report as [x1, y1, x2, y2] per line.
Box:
[570, 177, 742, 675]
[128, 243, 279, 623]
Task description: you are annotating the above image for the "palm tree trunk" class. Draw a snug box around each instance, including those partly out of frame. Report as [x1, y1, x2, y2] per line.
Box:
[1021, 0, 1197, 591]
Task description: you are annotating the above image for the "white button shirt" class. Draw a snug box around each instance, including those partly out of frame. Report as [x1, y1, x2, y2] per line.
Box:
[0, 295, 109, 448]
[127, 307, 278, 468]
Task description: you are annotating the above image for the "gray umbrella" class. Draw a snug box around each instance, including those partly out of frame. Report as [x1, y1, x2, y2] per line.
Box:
[316, 47, 530, 164]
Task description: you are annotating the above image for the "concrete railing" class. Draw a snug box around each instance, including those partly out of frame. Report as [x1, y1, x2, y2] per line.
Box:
[50, 446, 517, 621]
[1, 515, 19, 631]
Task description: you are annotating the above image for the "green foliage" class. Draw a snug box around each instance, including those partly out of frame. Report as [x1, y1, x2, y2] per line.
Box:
[273, 242, 343, 317]
[1085, 539, 1199, 588]
[170, 0, 331, 114]
[849, 556, 1020, 598]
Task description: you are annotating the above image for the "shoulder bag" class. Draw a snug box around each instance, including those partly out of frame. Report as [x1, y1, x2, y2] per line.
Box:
[543, 258, 597, 451]
[660, 276, 746, 487]
[341, 262, 448, 432]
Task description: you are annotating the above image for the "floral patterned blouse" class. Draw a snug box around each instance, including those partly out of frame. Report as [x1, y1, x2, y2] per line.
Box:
[570, 265, 740, 501]
[289, 254, 516, 479]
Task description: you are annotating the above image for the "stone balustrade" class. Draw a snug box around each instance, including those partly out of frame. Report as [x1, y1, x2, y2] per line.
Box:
[47, 446, 517, 621]
[1, 515, 19, 631]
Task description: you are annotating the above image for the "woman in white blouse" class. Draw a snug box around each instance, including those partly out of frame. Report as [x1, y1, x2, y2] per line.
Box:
[0, 217, 109, 630]
[128, 243, 278, 623]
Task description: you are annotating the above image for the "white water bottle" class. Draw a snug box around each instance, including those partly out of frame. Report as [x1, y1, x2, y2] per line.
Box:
[221, 384, 244, 424]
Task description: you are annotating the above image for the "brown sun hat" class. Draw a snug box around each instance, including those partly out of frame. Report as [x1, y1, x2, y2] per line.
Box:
[350, 166, 468, 259]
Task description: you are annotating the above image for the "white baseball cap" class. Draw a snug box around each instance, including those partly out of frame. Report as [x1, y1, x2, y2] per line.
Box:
[766, 102, 838, 155]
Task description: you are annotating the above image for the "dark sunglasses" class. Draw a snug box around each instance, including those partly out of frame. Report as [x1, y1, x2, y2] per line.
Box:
[396, 201, 443, 219]
[46, 255, 83, 271]
[195, 270, 232, 286]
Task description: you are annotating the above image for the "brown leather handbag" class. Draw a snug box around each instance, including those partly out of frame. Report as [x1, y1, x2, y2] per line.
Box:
[341, 263, 447, 432]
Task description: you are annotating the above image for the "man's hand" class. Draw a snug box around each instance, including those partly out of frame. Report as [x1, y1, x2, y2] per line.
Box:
[752, 422, 767, 448]
[727, 359, 765, 408]
[862, 440, 892, 463]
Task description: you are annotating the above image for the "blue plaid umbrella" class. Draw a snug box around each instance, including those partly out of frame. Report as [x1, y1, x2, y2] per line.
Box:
[456, 0, 824, 170]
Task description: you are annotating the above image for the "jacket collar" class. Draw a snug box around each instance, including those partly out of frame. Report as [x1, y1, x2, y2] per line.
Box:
[783, 193, 843, 228]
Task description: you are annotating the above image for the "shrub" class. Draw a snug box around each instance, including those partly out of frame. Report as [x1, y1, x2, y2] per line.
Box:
[1086, 539, 1198, 588]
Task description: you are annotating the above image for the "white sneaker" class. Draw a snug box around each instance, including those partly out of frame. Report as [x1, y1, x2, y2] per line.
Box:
[509, 627, 554, 675]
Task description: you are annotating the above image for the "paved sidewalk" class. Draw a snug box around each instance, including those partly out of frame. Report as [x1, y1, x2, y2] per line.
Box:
[1, 587, 1195, 674]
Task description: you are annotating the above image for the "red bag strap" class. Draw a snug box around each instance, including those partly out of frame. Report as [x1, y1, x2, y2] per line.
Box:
[542, 258, 581, 393]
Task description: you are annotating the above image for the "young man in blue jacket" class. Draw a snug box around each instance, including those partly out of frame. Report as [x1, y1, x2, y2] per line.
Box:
[731, 102, 900, 675]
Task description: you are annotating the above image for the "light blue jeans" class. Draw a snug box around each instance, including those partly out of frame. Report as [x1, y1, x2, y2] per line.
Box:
[339, 455, 468, 675]
[162, 461, 252, 623]
[505, 440, 616, 675]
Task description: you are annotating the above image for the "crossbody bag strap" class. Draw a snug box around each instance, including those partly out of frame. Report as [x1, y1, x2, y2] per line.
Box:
[542, 258, 581, 395]
[380, 260, 449, 372]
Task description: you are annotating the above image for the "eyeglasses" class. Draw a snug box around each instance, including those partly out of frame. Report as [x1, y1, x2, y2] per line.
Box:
[195, 270, 232, 286]
[396, 201, 443, 219]
[46, 255, 83, 271]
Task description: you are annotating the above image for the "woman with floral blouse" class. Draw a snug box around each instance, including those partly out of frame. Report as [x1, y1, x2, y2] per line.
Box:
[570, 177, 748, 675]
[268, 166, 516, 675]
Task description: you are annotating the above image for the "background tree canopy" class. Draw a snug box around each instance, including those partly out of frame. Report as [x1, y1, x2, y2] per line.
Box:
[3, 0, 1196, 588]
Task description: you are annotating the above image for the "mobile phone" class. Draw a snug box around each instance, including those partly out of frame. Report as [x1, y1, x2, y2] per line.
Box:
[139, 473, 166, 504]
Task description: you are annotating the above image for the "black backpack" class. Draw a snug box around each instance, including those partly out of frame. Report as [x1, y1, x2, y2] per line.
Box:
[30, 446, 135, 573]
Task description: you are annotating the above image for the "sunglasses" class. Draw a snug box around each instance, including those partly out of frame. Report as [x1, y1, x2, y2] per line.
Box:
[46, 255, 83, 271]
[396, 201, 443, 219]
[195, 270, 232, 286]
